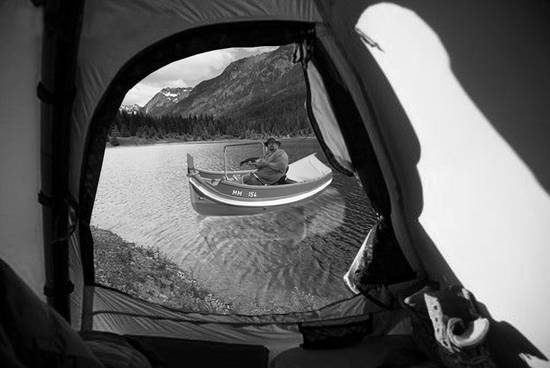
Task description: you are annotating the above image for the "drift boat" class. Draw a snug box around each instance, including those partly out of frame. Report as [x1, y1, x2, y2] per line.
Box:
[186, 143, 333, 216]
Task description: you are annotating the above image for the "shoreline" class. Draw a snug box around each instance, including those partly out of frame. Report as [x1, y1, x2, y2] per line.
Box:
[91, 226, 233, 313]
[91, 226, 321, 315]
[106, 135, 316, 148]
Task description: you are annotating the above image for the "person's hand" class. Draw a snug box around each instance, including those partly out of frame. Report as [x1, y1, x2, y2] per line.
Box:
[240, 157, 259, 166]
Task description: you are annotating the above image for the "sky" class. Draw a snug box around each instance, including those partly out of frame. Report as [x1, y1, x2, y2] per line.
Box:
[122, 46, 278, 106]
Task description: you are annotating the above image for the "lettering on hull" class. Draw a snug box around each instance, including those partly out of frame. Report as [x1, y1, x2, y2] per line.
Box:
[231, 189, 257, 198]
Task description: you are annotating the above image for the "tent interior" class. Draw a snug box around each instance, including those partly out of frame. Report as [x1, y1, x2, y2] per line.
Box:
[1, 1, 549, 368]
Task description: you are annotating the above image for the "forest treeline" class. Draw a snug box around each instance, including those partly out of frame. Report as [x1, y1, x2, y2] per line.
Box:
[110, 108, 312, 144]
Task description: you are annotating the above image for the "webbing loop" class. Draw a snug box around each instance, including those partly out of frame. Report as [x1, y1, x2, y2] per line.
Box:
[37, 82, 76, 106]
[38, 190, 57, 208]
[44, 280, 74, 298]
[30, 0, 45, 7]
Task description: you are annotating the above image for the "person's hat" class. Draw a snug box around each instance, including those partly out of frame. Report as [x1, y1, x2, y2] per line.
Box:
[264, 137, 281, 146]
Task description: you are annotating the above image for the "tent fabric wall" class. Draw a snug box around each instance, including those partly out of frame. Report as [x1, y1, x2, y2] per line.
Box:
[315, 0, 550, 362]
[306, 63, 353, 173]
[0, 1, 44, 298]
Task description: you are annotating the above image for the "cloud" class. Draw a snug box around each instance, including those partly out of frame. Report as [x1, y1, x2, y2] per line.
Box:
[122, 46, 278, 106]
[121, 84, 160, 106]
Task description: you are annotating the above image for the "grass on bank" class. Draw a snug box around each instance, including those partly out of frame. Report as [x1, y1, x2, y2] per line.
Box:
[92, 226, 232, 313]
[92, 226, 323, 315]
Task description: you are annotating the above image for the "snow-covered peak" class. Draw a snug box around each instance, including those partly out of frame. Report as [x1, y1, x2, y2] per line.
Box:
[143, 87, 193, 115]
[119, 104, 142, 114]
[160, 87, 192, 98]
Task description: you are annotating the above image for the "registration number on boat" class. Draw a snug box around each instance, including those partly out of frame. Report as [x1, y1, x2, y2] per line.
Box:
[231, 190, 257, 198]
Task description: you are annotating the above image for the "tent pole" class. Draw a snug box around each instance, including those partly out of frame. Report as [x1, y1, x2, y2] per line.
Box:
[39, 0, 85, 322]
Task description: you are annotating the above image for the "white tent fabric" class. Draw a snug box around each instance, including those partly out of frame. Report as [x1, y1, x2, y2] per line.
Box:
[313, 0, 550, 359]
[286, 154, 333, 182]
[343, 225, 377, 294]
[353, 3, 550, 356]
[314, 22, 428, 275]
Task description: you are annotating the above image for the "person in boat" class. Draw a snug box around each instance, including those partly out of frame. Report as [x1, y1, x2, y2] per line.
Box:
[242, 137, 289, 185]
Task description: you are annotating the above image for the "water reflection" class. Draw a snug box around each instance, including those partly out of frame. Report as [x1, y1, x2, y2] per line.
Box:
[199, 207, 307, 246]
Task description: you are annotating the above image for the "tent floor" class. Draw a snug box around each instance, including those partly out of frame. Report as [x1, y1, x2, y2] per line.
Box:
[83, 331, 436, 368]
[271, 335, 437, 368]
[79, 330, 269, 368]
[125, 334, 269, 368]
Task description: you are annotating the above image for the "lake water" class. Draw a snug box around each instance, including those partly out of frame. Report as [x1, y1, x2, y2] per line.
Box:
[91, 137, 378, 313]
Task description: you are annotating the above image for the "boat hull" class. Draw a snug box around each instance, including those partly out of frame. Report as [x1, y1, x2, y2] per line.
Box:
[190, 184, 284, 216]
[188, 174, 332, 216]
[187, 153, 333, 216]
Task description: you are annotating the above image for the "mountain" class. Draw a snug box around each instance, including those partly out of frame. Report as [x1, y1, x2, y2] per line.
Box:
[119, 104, 143, 114]
[112, 46, 312, 141]
[143, 87, 193, 115]
[137, 45, 310, 136]
[147, 46, 307, 131]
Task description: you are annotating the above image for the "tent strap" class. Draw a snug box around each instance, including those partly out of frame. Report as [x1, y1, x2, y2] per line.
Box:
[30, 0, 45, 7]
[40, 0, 85, 322]
[44, 280, 75, 298]
[38, 190, 57, 208]
[37, 82, 76, 106]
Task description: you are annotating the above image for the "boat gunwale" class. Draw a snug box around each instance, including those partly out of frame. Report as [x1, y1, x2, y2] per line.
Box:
[189, 174, 333, 208]
[197, 168, 253, 176]
[190, 170, 333, 193]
